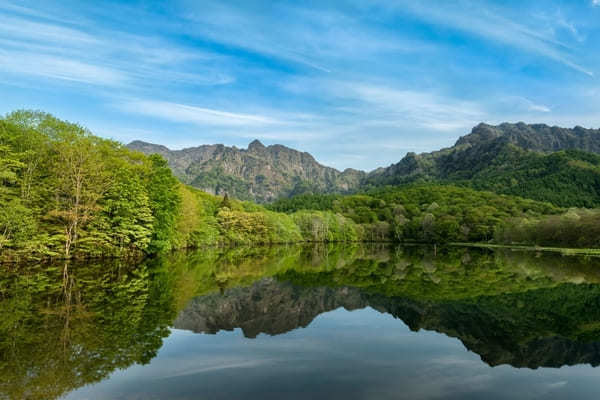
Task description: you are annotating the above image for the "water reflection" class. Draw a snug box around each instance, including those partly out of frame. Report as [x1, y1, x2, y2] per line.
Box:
[3, 244, 600, 399]
[0, 259, 177, 400]
[175, 278, 600, 368]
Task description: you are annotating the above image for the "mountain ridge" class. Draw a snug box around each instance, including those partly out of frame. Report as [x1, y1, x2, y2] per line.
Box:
[127, 139, 365, 202]
[364, 122, 600, 206]
[370, 122, 600, 180]
[128, 122, 600, 206]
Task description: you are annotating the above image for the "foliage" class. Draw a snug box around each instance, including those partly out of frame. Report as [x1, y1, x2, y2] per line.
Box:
[460, 148, 600, 208]
[144, 154, 181, 253]
[268, 184, 561, 244]
[292, 211, 361, 242]
[0, 259, 177, 400]
[0, 110, 182, 261]
[365, 137, 600, 208]
[495, 208, 600, 248]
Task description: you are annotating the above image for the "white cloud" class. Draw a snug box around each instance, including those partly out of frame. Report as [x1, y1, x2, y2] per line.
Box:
[119, 100, 282, 127]
[0, 10, 233, 88]
[497, 96, 552, 113]
[529, 104, 551, 113]
[0, 50, 127, 85]
[0, 14, 98, 46]
[375, 0, 593, 76]
[330, 82, 485, 132]
[181, 1, 432, 73]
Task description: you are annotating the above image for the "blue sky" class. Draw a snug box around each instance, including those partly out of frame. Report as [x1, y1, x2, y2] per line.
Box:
[1, 0, 600, 171]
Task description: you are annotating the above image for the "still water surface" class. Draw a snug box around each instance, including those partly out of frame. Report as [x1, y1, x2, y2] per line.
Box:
[4, 244, 600, 399]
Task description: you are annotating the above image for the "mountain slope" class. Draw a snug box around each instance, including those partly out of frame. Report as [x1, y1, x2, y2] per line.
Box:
[366, 122, 600, 207]
[129, 122, 600, 207]
[127, 139, 365, 203]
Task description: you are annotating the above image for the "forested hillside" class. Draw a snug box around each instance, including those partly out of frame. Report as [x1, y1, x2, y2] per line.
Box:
[366, 123, 600, 207]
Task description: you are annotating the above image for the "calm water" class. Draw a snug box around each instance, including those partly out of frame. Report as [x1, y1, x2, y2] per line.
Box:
[4, 244, 600, 399]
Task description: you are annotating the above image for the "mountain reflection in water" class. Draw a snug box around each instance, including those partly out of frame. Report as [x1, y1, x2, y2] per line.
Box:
[4, 244, 600, 399]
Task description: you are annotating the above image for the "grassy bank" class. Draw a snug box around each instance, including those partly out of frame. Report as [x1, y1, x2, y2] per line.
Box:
[452, 242, 600, 256]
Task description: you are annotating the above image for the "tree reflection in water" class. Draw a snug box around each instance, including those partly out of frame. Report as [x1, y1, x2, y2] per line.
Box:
[3, 244, 600, 399]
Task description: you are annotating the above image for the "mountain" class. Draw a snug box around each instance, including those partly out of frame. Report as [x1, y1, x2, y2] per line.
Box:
[129, 122, 600, 207]
[367, 122, 600, 207]
[127, 139, 365, 203]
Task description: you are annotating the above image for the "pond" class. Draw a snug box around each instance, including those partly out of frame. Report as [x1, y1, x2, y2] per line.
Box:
[3, 244, 600, 399]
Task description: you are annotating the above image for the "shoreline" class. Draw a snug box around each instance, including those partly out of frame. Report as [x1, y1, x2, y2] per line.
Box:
[451, 242, 600, 256]
[4, 240, 600, 266]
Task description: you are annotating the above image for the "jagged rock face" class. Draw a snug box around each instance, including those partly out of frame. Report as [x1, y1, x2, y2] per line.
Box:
[128, 122, 600, 203]
[127, 139, 365, 202]
[456, 122, 600, 153]
[367, 122, 600, 191]
[174, 278, 600, 369]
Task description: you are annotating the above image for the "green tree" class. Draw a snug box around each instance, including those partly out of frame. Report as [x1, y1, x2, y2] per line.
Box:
[46, 122, 112, 257]
[145, 154, 181, 253]
[0, 199, 35, 250]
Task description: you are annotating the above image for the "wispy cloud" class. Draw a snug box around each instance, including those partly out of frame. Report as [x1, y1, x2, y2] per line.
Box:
[1, 0, 599, 172]
[0, 14, 98, 46]
[119, 100, 281, 127]
[494, 96, 552, 114]
[181, 1, 430, 73]
[0, 50, 127, 85]
[330, 82, 485, 132]
[0, 7, 233, 88]
[528, 104, 551, 113]
[378, 0, 593, 76]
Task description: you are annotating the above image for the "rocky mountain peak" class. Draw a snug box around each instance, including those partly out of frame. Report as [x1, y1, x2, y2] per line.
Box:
[127, 138, 366, 203]
[455, 122, 600, 152]
[248, 139, 266, 152]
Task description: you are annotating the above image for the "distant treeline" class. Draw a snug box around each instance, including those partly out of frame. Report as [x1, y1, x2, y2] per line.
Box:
[268, 186, 600, 249]
[268, 185, 565, 244]
[495, 209, 600, 248]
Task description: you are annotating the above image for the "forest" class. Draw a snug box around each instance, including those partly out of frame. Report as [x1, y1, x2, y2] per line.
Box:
[0, 111, 366, 262]
[0, 111, 180, 262]
[454, 147, 600, 208]
[364, 139, 600, 208]
[1, 110, 599, 263]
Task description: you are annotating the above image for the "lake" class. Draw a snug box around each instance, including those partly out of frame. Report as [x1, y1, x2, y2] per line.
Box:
[3, 244, 600, 399]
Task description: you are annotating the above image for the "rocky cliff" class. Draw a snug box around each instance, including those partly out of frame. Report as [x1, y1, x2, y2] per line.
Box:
[366, 122, 600, 206]
[369, 122, 600, 183]
[127, 139, 364, 202]
[129, 122, 600, 206]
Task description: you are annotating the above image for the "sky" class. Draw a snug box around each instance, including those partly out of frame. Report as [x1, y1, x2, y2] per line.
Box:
[1, 0, 600, 171]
